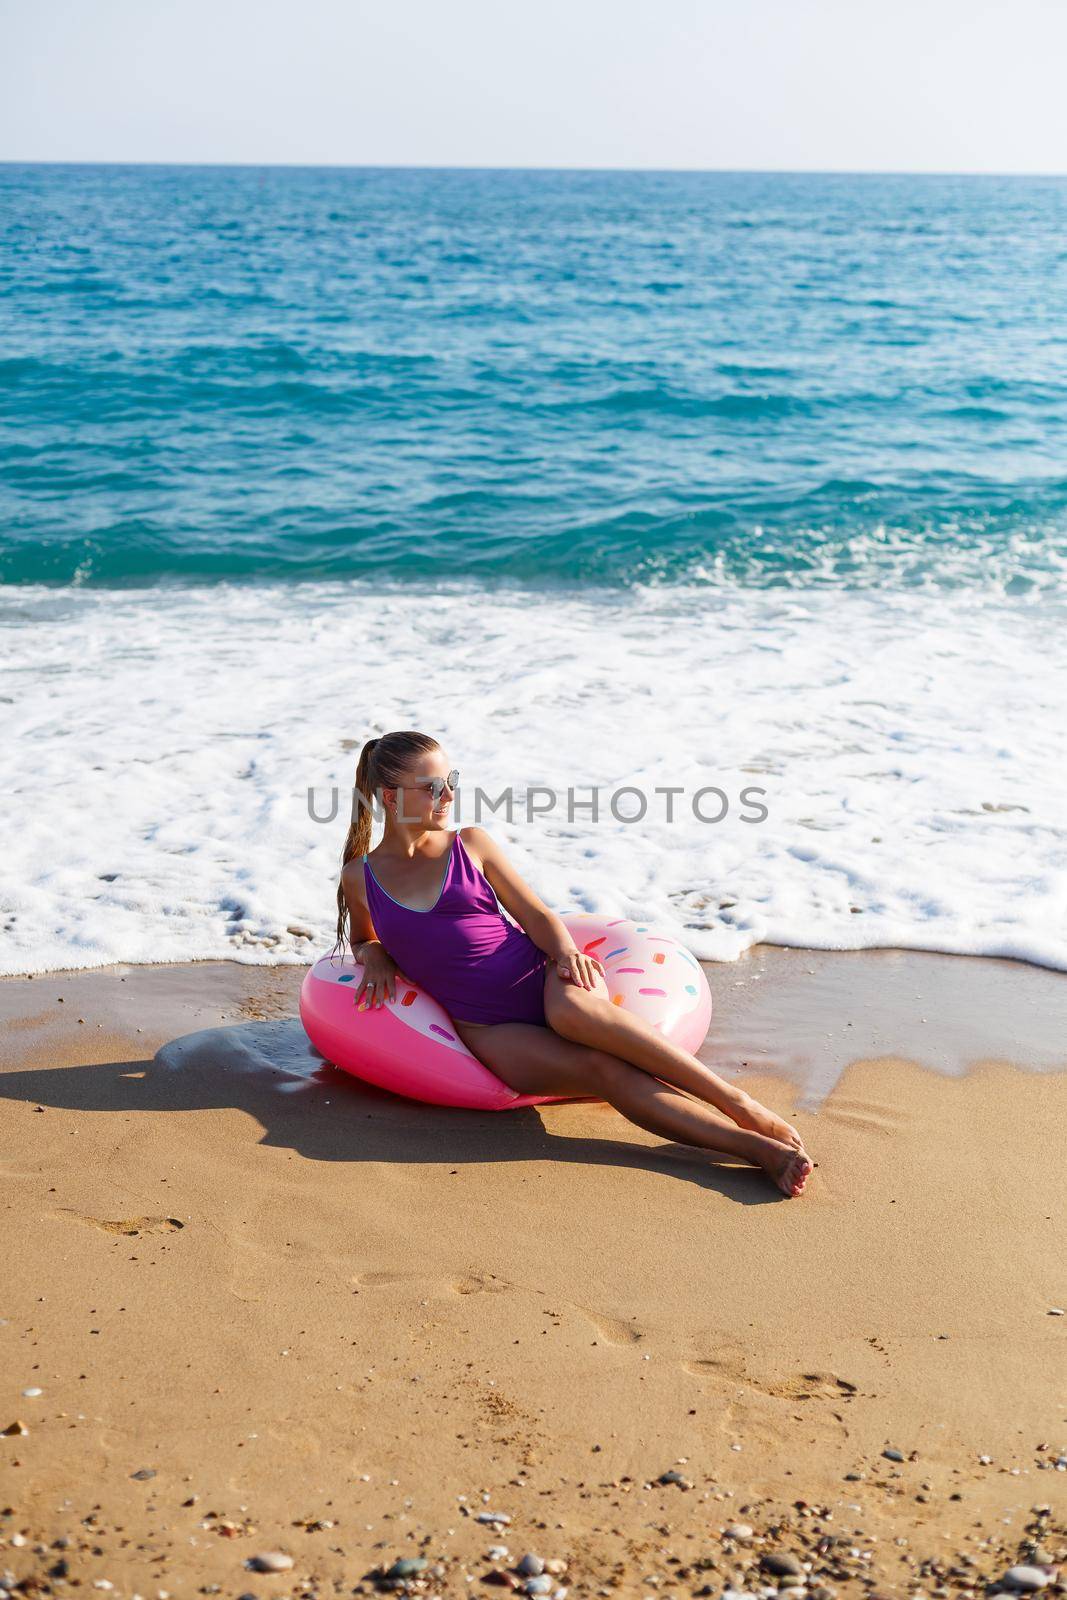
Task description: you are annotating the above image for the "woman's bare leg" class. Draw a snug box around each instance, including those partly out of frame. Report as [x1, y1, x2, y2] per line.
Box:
[453, 1019, 812, 1197]
[595, 1054, 811, 1196]
[542, 967, 806, 1152]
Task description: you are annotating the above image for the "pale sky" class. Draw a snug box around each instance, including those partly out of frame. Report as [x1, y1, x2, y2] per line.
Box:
[3, 0, 1067, 173]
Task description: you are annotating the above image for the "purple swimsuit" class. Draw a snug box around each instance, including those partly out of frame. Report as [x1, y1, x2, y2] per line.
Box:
[361, 831, 549, 1027]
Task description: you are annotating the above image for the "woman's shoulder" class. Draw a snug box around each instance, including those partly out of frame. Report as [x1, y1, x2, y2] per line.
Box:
[340, 854, 370, 901]
[457, 825, 500, 874]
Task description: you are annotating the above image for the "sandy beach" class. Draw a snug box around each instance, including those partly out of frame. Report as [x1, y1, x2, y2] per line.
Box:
[8, 19, 1067, 1600]
[2, 946, 1065, 1598]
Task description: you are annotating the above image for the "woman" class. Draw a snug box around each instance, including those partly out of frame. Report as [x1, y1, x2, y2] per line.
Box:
[334, 730, 813, 1197]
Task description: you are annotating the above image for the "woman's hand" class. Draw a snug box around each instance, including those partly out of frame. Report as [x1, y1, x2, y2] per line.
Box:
[353, 945, 400, 1010]
[553, 947, 605, 990]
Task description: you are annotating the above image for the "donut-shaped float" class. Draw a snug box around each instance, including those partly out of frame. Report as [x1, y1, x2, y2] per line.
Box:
[299, 913, 712, 1111]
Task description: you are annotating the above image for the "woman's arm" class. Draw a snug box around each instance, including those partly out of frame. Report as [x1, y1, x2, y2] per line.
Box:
[339, 860, 382, 961]
[460, 826, 604, 990]
[339, 862, 399, 1004]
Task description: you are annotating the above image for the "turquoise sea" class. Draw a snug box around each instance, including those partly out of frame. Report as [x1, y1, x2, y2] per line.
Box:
[3, 164, 1067, 592]
[1, 165, 1064, 983]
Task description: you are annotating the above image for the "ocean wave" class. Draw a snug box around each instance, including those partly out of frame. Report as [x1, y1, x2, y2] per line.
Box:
[1, 577, 1063, 977]
[537, 385, 807, 420]
[4, 501, 1066, 595]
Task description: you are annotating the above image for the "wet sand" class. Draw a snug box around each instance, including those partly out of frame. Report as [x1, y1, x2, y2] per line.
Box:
[2, 946, 1066, 1597]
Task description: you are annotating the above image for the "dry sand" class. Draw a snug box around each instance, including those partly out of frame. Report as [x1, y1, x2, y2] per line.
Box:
[2, 946, 1066, 1599]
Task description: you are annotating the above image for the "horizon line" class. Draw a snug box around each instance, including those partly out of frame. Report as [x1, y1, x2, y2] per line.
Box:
[3, 158, 1067, 179]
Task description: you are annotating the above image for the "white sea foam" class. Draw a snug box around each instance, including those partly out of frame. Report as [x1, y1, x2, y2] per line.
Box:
[0, 578, 1063, 977]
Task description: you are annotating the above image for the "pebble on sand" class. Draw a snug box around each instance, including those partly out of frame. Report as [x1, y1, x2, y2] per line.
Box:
[1001, 1567, 1052, 1591]
[760, 1552, 806, 1577]
[657, 1469, 693, 1488]
[246, 1552, 294, 1572]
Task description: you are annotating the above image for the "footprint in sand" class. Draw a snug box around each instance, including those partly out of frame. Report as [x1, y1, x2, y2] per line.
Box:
[721, 1392, 850, 1448]
[577, 1309, 647, 1346]
[682, 1353, 859, 1441]
[51, 1208, 184, 1237]
[684, 1350, 857, 1440]
[351, 1269, 513, 1296]
[682, 1354, 859, 1403]
[760, 1370, 859, 1403]
[450, 1274, 512, 1296]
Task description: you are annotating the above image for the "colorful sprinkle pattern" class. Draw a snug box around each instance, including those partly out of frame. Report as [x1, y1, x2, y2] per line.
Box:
[564, 913, 712, 1041]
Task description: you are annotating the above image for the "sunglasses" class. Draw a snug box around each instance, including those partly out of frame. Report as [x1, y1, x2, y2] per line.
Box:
[412, 768, 459, 804]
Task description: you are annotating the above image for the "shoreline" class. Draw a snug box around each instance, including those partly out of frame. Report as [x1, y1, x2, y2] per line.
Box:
[4, 941, 1065, 1108]
[2, 945, 1065, 1596]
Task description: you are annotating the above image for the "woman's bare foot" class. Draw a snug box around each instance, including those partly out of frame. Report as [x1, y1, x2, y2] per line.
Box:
[729, 1093, 805, 1152]
[747, 1135, 814, 1197]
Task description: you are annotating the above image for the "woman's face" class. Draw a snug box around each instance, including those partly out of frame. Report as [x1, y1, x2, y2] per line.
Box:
[387, 751, 458, 827]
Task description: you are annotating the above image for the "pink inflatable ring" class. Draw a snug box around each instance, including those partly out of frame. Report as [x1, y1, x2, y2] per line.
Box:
[299, 912, 712, 1110]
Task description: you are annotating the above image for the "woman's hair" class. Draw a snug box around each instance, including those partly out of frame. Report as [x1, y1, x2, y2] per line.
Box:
[330, 729, 442, 959]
